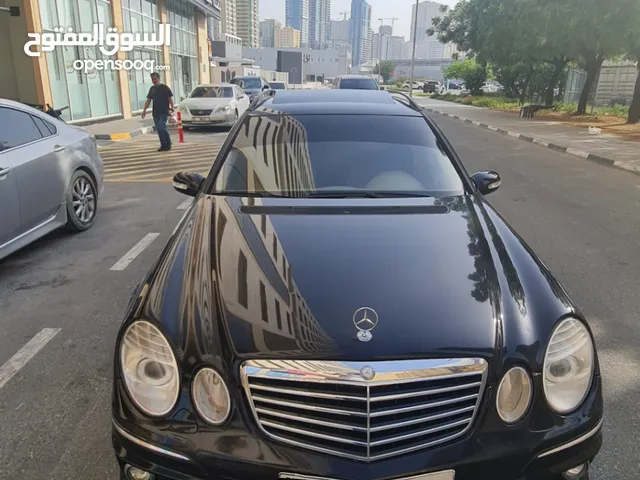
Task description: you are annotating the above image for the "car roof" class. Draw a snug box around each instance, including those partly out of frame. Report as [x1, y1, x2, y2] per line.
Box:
[256, 90, 423, 116]
[337, 75, 377, 80]
[233, 76, 262, 80]
[194, 83, 234, 88]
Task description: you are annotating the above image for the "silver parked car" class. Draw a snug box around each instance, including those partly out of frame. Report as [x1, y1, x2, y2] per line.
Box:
[0, 98, 104, 261]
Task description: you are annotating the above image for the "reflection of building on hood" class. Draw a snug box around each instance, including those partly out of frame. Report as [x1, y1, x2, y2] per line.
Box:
[216, 195, 333, 353]
[233, 110, 315, 197]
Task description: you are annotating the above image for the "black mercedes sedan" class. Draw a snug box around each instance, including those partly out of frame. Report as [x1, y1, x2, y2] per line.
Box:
[112, 90, 603, 480]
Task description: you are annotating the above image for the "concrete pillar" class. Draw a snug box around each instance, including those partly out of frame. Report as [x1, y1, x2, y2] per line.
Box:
[196, 13, 210, 84]
[157, 0, 172, 89]
[110, 0, 133, 119]
[18, 0, 52, 106]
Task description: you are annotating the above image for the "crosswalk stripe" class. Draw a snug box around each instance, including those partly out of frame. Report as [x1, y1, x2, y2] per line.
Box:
[100, 141, 221, 182]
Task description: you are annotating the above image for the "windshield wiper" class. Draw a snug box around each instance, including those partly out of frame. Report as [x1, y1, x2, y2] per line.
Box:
[307, 191, 433, 199]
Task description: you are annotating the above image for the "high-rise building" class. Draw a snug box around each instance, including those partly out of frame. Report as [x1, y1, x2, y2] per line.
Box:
[349, 0, 371, 66]
[329, 19, 349, 43]
[221, 0, 238, 39]
[410, 1, 447, 58]
[372, 25, 394, 60]
[260, 19, 282, 48]
[279, 26, 302, 48]
[286, 0, 310, 47]
[309, 0, 331, 49]
[237, 0, 259, 48]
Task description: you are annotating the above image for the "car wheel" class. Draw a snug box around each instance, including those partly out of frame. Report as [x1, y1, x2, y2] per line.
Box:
[65, 170, 97, 232]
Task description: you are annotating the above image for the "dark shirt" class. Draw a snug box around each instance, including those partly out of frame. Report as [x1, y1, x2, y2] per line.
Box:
[147, 84, 173, 116]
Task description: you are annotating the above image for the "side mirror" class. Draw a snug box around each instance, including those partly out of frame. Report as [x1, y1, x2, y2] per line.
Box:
[172, 171, 205, 197]
[471, 170, 501, 195]
[262, 85, 269, 91]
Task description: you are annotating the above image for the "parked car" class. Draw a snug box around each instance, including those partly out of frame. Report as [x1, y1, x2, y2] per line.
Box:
[111, 89, 602, 480]
[403, 80, 424, 90]
[178, 84, 250, 129]
[423, 80, 441, 94]
[480, 82, 499, 93]
[268, 81, 288, 90]
[334, 75, 380, 90]
[229, 76, 271, 102]
[0, 98, 104, 261]
[441, 81, 467, 95]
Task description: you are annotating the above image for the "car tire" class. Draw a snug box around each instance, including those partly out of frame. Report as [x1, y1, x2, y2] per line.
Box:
[65, 170, 97, 232]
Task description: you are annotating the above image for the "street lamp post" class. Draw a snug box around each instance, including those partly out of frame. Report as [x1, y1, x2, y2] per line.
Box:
[409, 0, 419, 98]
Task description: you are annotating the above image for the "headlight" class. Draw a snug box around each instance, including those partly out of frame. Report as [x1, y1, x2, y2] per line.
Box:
[192, 368, 231, 425]
[215, 104, 231, 112]
[120, 320, 180, 416]
[543, 318, 594, 414]
[496, 367, 532, 423]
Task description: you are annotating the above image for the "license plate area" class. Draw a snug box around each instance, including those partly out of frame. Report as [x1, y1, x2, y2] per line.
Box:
[194, 117, 209, 122]
[278, 471, 455, 480]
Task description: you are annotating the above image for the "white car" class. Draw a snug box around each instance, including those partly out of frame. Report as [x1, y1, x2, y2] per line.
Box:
[480, 82, 499, 93]
[403, 81, 424, 90]
[441, 82, 467, 95]
[178, 84, 250, 129]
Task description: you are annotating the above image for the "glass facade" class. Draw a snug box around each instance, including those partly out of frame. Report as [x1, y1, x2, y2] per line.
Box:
[39, 0, 122, 121]
[121, 0, 164, 112]
[166, 0, 199, 102]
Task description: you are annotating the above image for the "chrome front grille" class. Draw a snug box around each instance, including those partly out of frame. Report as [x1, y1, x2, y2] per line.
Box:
[241, 359, 487, 461]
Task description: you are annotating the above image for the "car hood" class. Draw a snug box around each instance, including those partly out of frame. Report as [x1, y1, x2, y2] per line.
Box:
[183, 97, 232, 109]
[141, 195, 575, 364]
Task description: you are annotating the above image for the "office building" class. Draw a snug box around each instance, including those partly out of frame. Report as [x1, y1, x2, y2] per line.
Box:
[237, 0, 259, 48]
[286, 0, 310, 47]
[329, 19, 349, 43]
[243, 46, 351, 78]
[0, 0, 219, 123]
[410, 1, 447, 59]
[260, 19, 281, 47]
[221, 0, 241, 43]
[349, 0, 371, 66]
[279, 26, 302, 48]
[309, 0, 331, 49]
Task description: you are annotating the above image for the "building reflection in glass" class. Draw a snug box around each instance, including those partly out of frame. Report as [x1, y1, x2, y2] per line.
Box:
[214, 112, 334, 353]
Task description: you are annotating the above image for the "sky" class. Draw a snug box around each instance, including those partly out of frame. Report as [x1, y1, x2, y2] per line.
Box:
[259, 0, 459, 39]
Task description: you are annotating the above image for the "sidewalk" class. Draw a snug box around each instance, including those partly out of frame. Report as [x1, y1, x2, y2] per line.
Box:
[416, 99, 640, 174]
[79, 117, 156, 142]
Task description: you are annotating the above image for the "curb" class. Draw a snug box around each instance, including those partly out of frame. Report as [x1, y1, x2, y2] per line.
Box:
[423, 108, 640, 176]
[94, 125, 156, 141]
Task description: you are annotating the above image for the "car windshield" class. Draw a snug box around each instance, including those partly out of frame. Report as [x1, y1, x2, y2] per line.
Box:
[211, 114, 465, 198]
[270, 83, 286, 90]
[234, 78, 261, 89]
[339, 78, 378, 90]
[189, 86, 233, 98]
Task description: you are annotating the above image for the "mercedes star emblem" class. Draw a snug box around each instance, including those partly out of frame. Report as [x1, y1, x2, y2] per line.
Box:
[360, 366, 376, 381]
[353, 307, 378, 342]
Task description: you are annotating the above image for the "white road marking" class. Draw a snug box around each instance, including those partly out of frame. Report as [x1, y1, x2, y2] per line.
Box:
[177, 198, 192, 210]
[110, 233, 160, 271]
[488, 126, 498, 131]
[0, 328, 61, 390]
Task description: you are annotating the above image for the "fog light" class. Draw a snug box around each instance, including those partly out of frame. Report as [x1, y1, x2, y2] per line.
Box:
[562, 463, 587, 479]
[124, 464, 154, 480]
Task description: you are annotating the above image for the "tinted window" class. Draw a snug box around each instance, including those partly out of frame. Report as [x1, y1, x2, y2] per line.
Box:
[339, 78, 378, 90]
[31, 115, 54, 137]
[189, 86, 233, 98]
[213, 114, 464, 197]
[233, 78, 261, 90]
[0, 107, 43, 150]
[270, 82, 286, 90]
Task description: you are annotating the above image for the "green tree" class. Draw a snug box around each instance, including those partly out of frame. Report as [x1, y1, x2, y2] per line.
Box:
[374, 60, 397, 83]
[444, 59, 487, 94]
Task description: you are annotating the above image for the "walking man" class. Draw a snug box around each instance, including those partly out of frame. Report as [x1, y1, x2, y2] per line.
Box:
[141, 72, 174, 151]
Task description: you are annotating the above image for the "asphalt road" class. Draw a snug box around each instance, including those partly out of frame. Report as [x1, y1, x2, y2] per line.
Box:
[1, 115, 639, 479]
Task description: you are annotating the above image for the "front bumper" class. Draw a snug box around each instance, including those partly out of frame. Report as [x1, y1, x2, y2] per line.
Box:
[182, 111, 235, 127]
[112, 375, 603, 480]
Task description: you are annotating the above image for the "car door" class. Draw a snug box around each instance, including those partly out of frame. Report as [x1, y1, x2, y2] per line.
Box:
[0, 148, 21, 249]
[234, 86, 250, 114]
[0, 106, 67, 232]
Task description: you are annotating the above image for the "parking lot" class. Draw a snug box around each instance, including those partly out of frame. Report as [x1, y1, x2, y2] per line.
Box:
[1, 109, 639, 479]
